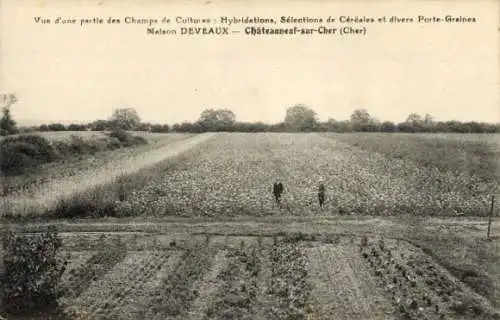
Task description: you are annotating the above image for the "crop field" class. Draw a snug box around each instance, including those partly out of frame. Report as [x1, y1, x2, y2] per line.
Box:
[113, 133, 499, 218]
[2, 132, 499, 319]
[7, 229, 495, 320]
[2, 132, 498, 218]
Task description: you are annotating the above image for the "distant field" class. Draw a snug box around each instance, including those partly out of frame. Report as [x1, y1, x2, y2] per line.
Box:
[2, 132, 498, 219]
[328, 133, 500, 183]
[113, 132, 498, 218]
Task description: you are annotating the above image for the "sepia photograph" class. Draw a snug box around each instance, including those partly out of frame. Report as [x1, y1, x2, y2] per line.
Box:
[0, 0, 499, 319]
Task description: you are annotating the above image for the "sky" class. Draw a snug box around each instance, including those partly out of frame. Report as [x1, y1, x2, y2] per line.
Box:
[0, 0, 499, 125]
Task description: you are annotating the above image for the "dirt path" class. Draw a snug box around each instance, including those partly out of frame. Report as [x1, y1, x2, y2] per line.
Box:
[5, 215, 498, 241]
[0, 133, 215, 217]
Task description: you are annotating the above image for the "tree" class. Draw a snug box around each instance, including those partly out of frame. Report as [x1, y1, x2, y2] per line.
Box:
[89, 120, 109, 131]
[150, 124, 170, 133]
[423, 113, 434, 125]
[404, 113, 424, 132]
[67, 123, 87, 131]
[350, 109, 371, 124]
[350, 109, 374, 132]
[406, 113, 422, 124]
[380, 121, 396, 132]
[172, 121, 204, 133]
[422, 114, 435, 132]
[198, 109, 236, 131]
[284, 104, 317, 132]
[47, 123, 66, 131]
[109, 108, 141, 130]
[0, 93, 18, 136]
[135, 122, 152, 132]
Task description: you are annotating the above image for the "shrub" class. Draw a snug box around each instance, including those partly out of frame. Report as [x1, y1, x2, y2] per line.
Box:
[2, 135, 57, 161]
[87, 137, 110, 153]
[0, 135, 58, 175]
[67, 135, 92, 155]
[106, 136, 122, 150]
[67, 124, 87, 131]
[107, 129, 147, 147]
[51, 140, 72, 157]
[107, 129, 129, 143]
[1, 230, 68, 315]
[0, 142, 38, 174]
[0, 131, 147, 177]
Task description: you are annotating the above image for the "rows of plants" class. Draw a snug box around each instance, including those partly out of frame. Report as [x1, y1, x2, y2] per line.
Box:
[407, 234, 499, 307]
[329, 133, 499, 183]
[59, 251, 96, 298]
[267, 236, 312, 319]
[205, 243, 261, 319]
[74, 251, 172, 320]
[61, 243, 128, 300]
[305, 241, 395, 319]
[115, 133, 494, 217]
[328, 132, 499, 203]
[145, 243, 214, 319]
[114, 133, 280, 217]
[359, 237, 499, 320]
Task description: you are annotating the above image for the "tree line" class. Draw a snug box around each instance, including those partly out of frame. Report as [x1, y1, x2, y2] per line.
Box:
[1, 95, 499, 136]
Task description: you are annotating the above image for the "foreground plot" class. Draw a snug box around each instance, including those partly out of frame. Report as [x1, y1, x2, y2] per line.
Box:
[6, 231, 498, 320]
[306, 241, 396, 319]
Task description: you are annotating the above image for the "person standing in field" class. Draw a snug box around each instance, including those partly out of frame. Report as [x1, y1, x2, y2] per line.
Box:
[318, 182, 326, 207]
[273, 179, 284, 204]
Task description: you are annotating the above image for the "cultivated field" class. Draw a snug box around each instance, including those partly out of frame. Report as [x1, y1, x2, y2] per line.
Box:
[3, 132, 498, 218]
[114, 133, 499, 218]
[2, 132, 500, 319]
[4, 218, 499, 320]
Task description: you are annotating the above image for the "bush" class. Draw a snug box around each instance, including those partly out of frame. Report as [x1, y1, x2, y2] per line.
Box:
[1, 231, 68, 315]
[0, 142, 39, 174]
[0, 135, 58, 175]
[107, 129, 129, 142]
[0, 131, 147, 176]
[67, 135, 92, 155]
[87, 137, 110, 153]
[107, 129, 147, 147]
[67, 124, 87, 131]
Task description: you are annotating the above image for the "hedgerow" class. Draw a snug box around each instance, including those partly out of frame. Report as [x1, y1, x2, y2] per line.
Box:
[0, 130, 147, 176]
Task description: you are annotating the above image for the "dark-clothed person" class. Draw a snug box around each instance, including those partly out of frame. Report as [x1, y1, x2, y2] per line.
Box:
[273, 180, 284, 204]
[318, 183, 326, 207]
